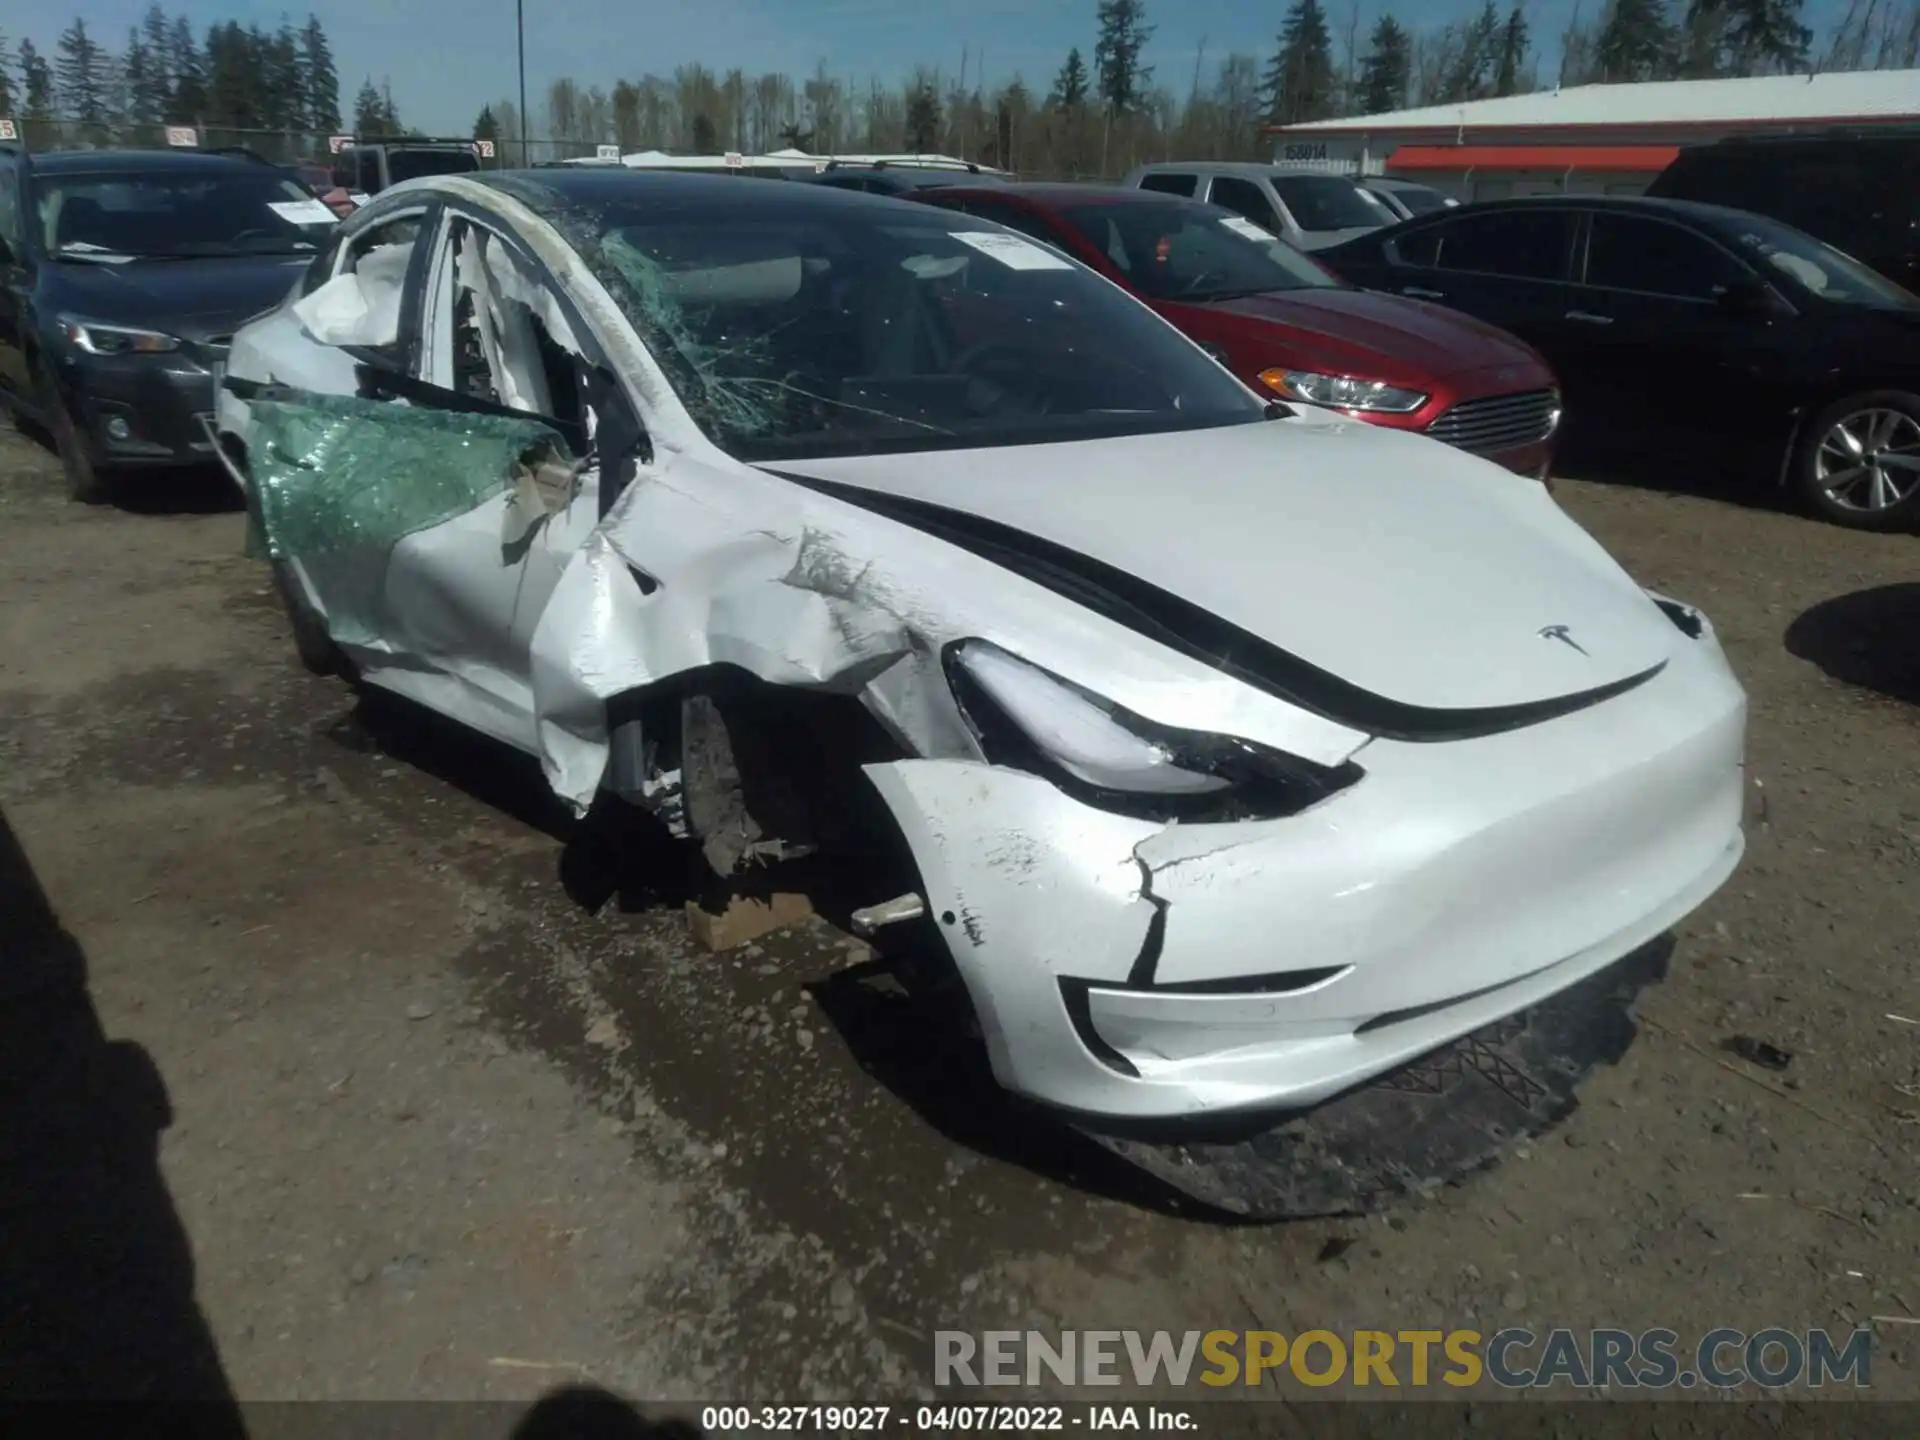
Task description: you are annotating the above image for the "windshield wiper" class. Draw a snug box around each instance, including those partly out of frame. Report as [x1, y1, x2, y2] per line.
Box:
[1188, 286, 1284, 303]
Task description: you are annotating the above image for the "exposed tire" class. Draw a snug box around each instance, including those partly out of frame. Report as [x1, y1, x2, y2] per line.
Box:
[1791, 390, 1920, 531]
[36, 366, 112, 506]
[239, 451, 342, 677]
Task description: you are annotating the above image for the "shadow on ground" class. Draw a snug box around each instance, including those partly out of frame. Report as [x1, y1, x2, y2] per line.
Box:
[513, 1384, 704, 1439]
[1785, 583, 1920, 708]
[0, 806, 245, 1422]
[1555, 426, 1787, 511]
[13, 421, 241, 516]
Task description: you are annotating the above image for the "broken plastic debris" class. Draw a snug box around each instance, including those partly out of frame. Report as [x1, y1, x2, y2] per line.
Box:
[245, 390, 564, 646]
[1721, 1034, 1794, 1071]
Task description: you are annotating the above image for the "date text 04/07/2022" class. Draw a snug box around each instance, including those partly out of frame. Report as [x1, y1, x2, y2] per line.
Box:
[697, 1404, 1198, 1431]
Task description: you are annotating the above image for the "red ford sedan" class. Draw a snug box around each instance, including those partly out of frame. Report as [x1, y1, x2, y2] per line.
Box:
[916, 183, 1561, 478]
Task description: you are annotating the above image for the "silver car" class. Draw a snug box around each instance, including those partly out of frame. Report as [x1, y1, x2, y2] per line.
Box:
[1122, 161, 1389, 250]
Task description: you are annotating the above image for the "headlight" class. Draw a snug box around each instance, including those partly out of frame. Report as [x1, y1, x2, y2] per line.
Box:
[1258, 367, 1428, 414]
[57, 317, 181, 356]
[946, 639, 1362, 821]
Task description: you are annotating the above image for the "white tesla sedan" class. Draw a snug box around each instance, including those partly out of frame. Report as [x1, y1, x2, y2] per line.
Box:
[215, 170, 1747, 1212]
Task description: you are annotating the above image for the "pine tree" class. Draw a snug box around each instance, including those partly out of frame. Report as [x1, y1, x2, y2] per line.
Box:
[1356, 14, 1411, 114]
[1594, 0, 1677, 81]
[1049, 47, 1091, 107]
[124, 28, 158, 126]
[1093, 0, 1156, 115]
[1722, 0, 1811, 72]
[0, 30, 13, 116]
[1495, 5, 1531, 94]
[905, 78, 942, 150]
[140, 4, 172, 106]
[1265, 0, 1337, 125]
[56, 19, 110, 126]
[167, 17, 206, 122]
[301, 15, 340, 133]
[204, 22, 259, 129]
[353, 78, 386, 135]
[20, 39, 55, 119]
[262, 22, 304, 132]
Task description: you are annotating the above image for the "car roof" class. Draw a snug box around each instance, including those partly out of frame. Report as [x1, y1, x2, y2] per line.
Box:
[1408, 192, 1752, 223]
[1134, 160, 1348, 178]
[467, 165, 991, 217]
[20, 148, 278, 176]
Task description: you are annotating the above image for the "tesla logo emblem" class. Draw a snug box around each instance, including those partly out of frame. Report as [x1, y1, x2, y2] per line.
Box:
[1539, 624, 1589, 655]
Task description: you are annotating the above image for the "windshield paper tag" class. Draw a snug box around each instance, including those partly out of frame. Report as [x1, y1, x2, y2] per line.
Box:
[952, 231, 1072, 271]
[1220, 216, 1274, 242]
[270, 198, 339, 225]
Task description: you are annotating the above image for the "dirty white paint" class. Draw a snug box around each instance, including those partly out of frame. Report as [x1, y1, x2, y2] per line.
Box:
[219, 174, 1752, 1125]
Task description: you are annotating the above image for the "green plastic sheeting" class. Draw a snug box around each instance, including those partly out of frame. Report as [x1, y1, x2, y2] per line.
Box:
[245, 391, 563, 647]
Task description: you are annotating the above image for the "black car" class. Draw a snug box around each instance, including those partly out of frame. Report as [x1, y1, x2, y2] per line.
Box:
[0, 146, 338, 502]
[1319, 195, 1920, 530]
[1645, 130, 1920, 294]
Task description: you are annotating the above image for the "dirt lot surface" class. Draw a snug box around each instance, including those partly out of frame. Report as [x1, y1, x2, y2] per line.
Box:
[3, 422, 1918, 1418]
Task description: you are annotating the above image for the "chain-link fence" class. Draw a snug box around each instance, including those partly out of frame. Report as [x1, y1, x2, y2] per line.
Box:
[0, 119, 541, 172]
[0, 119, 666, 169]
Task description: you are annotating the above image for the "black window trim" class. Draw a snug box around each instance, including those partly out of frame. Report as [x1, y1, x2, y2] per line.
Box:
[330, 198, 443, 377]
[1383, 204, 1577, 285]
[1137, 170, 1200, 198]
[1571, 208, 1764, 307]
[1204, 175, 1286, 236]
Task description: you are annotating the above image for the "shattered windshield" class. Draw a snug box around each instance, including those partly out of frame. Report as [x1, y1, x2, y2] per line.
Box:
[36, 171, 337, 260]
[1062, 201, 1347, 302]
[508, 183, 1267, 462]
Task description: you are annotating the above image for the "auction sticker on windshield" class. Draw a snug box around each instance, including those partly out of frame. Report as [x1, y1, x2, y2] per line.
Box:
[1220, 216, 1274, 243]
[952, 232, 1073, 271]
[269, 198, 339, 225]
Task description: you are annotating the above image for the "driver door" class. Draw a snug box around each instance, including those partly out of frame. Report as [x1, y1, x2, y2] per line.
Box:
[247, 205, 643, 754]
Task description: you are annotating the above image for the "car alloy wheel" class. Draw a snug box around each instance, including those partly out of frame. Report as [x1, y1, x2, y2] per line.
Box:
[1814, 406, 1920, 515]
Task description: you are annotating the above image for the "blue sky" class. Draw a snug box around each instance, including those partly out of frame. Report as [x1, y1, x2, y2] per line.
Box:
[17, 0, 1849, 136]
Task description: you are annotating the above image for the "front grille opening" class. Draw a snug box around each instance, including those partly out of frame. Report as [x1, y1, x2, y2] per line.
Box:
[1426, 388, 1558, 454]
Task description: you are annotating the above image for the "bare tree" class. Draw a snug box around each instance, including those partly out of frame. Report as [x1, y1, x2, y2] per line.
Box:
[546, 76, 581, 148]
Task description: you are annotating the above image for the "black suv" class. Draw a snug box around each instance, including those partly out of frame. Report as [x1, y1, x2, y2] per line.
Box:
[0, 146, 338, 501]
[1646, 130, 1920, 292]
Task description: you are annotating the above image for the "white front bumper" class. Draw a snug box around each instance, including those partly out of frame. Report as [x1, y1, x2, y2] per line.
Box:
[865, 628, 1747, 1123]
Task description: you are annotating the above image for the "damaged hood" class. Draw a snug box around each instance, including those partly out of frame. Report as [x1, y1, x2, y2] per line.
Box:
[770, 418, 1678, 716]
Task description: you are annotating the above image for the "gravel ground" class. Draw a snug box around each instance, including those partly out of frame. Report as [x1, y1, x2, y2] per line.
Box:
[2, 422, 1917, 1419]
